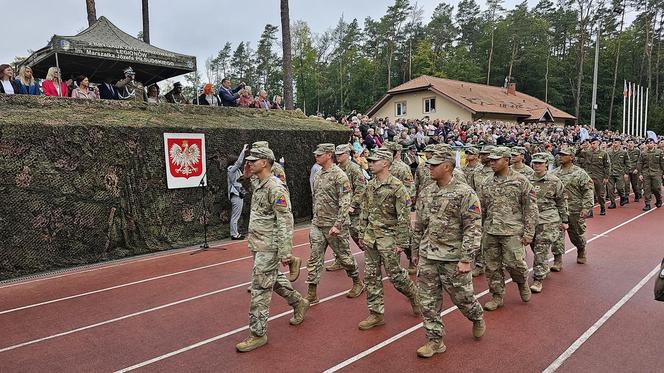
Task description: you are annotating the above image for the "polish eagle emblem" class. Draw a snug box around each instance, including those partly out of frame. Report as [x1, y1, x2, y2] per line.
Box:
[169, 140, 201, 177]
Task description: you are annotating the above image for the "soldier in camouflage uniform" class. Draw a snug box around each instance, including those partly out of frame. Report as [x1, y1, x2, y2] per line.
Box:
[357, 149, 420, 330]
[305, 144, 365, 303]
[637, 138, 664, 211]
[470, 145, 496, 277]
[607, 138, 629, 208]
[251, 141, 287, 185]
[479, 147, 539, 311]
[412, 149, 486, 358]
[528, 153, 568, 293]
[414, 144, 436, 198]
[235, 146, 309, 353]
[586, 138, 610, 215]
[552, 148, 595, 266]
[463, 147, 483, 191]
[626, 139, 642, 202]
[510, 146, 535, 177]
[326, 144, 367, 272]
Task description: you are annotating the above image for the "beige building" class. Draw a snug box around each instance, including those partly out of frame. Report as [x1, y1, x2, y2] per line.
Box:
[367, 75, 576, 125]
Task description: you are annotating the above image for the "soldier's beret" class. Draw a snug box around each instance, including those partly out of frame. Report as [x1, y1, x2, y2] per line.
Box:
[426, 149, 456, 165]
[252, 141, 270, 149]
[313, 143, 336, 155]
[246, 147, 275, 161]
[531, 152, 549, 163]
[367, 148, 393, 162]
[335, 144, 351, 154]
[488, 146, 512, 160]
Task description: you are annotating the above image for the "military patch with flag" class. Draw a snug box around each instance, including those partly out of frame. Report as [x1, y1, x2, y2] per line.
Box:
[342, 181, 351, 193]
[406, 196, 412, 207]
[275, 194, 288, 207]
[468, 204, 481, 214]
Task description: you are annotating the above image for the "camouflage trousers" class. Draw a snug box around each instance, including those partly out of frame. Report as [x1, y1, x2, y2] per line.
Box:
[348, 212, 361, 246]
[475, 233, 486, 268]
[417, 256, 483, 342]
[555, 212, 586, 255]
[365, 237, 417, 315]
[628, 172, 642, 198]
[306, 225, 359, 284]
[592, 177, 607, 206]
[607, 174, 627, 201]
[249, 251, 302, 337]
[531, 223, 562, 280]
[642, 173, 663, 204]
[483, 234, 529, 296]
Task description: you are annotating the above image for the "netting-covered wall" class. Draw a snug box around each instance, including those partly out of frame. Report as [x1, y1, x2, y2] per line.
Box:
[0, 95, 350, 280]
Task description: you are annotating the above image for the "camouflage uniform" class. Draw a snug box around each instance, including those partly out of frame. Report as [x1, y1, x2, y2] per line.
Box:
[607, 147, 629, 203]
[528, 156, 568, 281]
[337, 147, 367, 245]
[585, 148, 610, 208]
[385, 142, 416, 265]
[413, 153, 484, 343]
[359, 155, 418, 315]
[626, 147, 642, 200]
[510, 163, 535, 178]
[637, 146, 664, 206]
[245, 148, 303, 337]
[471, 146, 496, 270]
[307, 158, 359, 284]
[479, 149, 538, 297]
[464, 162, 484, 192]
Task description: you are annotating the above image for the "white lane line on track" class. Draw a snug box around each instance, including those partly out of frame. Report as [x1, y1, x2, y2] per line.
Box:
[0, 242, 311, 315]
[115, 207, 655, 372]
[0, 252, 365, 353]
[321, 207, 657, 373]
[542, 264, 661, 373]
[0, 225, 313, 290]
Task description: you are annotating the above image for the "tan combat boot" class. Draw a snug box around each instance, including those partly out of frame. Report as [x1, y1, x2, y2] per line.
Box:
[471, 266, 485, 277]
[577, 249, 587, 264]
[346, 277, 365, 298]
[288, 256, 302, 282]
[325, 260, 344, 271]
[518, 282, 532, 302]
[305, 284, 319, 304]
[483, 295, 504, 311]
[472, 319, 486, 339]
[236, 334, 268, 352]
[530, 280, 543, 293]
[289, 298, 310, 325]
[416, 340, 447, 358]
[551, 255, 563, 272]
[358, 312, 385, 330]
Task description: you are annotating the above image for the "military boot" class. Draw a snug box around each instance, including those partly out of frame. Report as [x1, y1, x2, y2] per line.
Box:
[634, 193, 641, 202]
[551, 255, 563, 272]
[608, 201, 616, 209]
[517, 282, 532, 302]
[289, 298, 310, 325]
[530, 280, 543, 293]
[325, 260, 344, 271]
[620, 196, 628, 206]
[358, 312, 385, 330]
[656, 199, 662, 208]
[416, 340, 446, 358]
[600, 206, 606, 215]
[347, 277, 365, 298]
[483, 295, 504, 311]
[643, 203, 652, 211]
[577, 248, 587, 264]
[471, 266, 485, 277]
[236, 334, 268, 352]
[305, 284, 319, 304]
[288, 256, 302, 282]
[472, 319, 486, 339]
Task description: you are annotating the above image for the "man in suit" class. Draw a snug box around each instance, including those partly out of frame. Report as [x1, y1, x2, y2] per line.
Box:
[99, 77, 119, 100]
[218, 78, 245, 107]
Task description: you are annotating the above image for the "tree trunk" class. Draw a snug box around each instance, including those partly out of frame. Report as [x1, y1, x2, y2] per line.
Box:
[142, 0, 150, 44]
[656, 13, 663, 102]
[507, 43, 517, 84]
[487, 27, 495, 85]
[280, 0, 294, 109]
[85, 0, 97, 27]
[545, 44, 550, 102]
[575, 25, 587, 121]
[608, 1, 626, 130]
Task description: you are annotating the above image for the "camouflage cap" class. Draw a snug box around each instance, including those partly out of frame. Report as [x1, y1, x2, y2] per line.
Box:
[531, 152, 549, 163]
[367, 148, 393, 162]
[383, 142, 403, 152]
[479, 145, 496, 154]
[313, 143, 336, 155]
[335, 144, 351, 154]
[488, 146, 512, 160]
[426, 149, 456, 165]
[511, 146, 526, 155]
[246, 147, 275, 161]
[433, 143, 451, 151]
[464, 146, 479, 155]
[252, 141, 270, 149]
[424, 144, 436, 152]
[558, 147, 573, 156]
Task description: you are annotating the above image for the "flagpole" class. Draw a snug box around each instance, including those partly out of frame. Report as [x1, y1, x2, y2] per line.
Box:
[645, 87, 649, 137]
[622, 80, 626, 135]
[627, 82, 632, 136]
[631, 82, 636, 137]
[639, 85, 643, 137]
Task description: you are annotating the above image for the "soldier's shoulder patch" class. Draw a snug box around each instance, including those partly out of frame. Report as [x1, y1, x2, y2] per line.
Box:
[406, 196, 412, 207]
[468, 204, 481, 214]
[342, 180, 351, 193]
[275, 194, 288, 208]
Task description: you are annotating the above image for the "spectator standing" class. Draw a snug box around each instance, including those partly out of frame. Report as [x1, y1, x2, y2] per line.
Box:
[99, 77, 119, 100]
[271, 95, 284, 110]
[71, 76, 100, 99]
[238, 86, 254, 107]
[219, 78, 244, 106]
[228, 144, 248, 240]
[0, 64, 19, 95]
[196, 83, 221, 106]
[42, 67, 68, 97]
[15, 66, 40, 95]
[254, 90, 271, 109]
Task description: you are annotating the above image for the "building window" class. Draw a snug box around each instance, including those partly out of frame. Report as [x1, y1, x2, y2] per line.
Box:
[423, 97, 436, 113]
[395, 101, 407, 117]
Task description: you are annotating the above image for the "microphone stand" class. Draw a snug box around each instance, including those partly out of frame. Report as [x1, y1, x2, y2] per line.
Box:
[198, 169, 210, 251]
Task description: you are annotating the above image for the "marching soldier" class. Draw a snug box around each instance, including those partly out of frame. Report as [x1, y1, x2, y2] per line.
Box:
[357, 149, 420, 330]
[479, 147, 539, 311]
[235, 146, 309, 352]
[463, 146, 483, 191]
[470, 145, 496, 277]
[412, 149, 486, 358]
[414, 144, 436, 199]
[637, 138, 664, 211]
[586, 138, 610, 215]
[626, 139, 642, 202]
[552, 148, 595, 266]
[607, 138, 629, 208]
[305, 144, 365, 304]
[510, 146, 535, 177]
[528, 153, 568, 293]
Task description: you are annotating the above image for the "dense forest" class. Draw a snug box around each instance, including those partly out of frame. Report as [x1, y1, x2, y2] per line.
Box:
[198, 0, 663, 132]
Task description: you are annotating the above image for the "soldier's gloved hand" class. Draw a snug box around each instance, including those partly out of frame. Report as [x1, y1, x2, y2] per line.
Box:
[329, 226, 340, 236]
[457, 261, 471, 273]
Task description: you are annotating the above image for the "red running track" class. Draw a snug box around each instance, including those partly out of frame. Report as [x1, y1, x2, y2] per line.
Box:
[0, 200, 662, 372]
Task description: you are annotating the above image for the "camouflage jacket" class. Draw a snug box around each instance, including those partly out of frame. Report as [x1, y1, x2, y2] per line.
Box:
[247, 176, 294, 258]
[511, 164, 535, 178]
[479, 170, 538, 240]
[414, 161, 433, 197]
[272, 163, 287, 184]
[552, 165, 595, 213]
[359, 174, 412, 247]
[585, 149, 610, 179]
[528, 172, 568, 225]
[637, 149, 664, 175]
[474, 164, 494, 190]
[463, 162, 483, 191]
[413, 177, 482, 262]
[453, 168, 467, 185]
[338, 160, 367, 212]
[608, 149, 629, 175]
[312, 164, 351, 229]
[390, 159, 415, 198]
[626, 148, 640, 171]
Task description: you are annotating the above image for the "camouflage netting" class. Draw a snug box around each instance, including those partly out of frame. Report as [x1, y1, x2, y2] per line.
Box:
[0, 95, 350, 280]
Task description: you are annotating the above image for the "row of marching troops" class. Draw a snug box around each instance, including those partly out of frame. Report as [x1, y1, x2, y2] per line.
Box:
[232, 137, 664, 358]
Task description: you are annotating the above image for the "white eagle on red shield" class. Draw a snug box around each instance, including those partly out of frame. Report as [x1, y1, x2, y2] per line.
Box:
[168, 139, 202, 178]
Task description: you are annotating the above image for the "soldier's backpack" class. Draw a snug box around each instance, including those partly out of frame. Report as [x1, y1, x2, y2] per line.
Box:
[655, 258, 664, 302]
